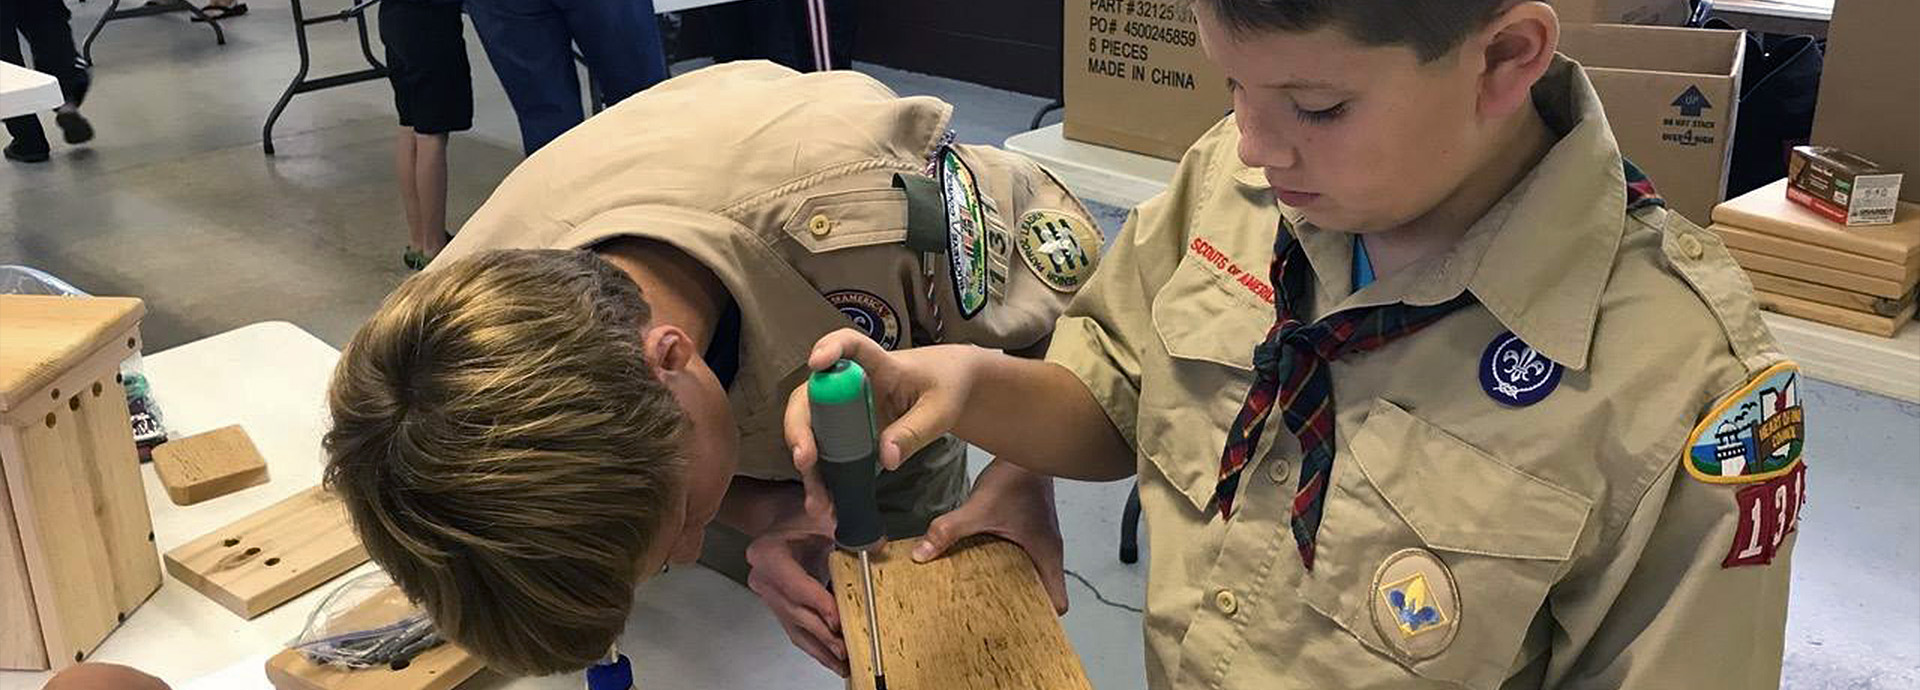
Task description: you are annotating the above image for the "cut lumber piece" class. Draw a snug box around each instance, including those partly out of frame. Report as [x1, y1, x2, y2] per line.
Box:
[71, 375, 163, 617]
[263, 587, 484, 690]
[1731, 248, 1909, 298]
[831, 536, 1092, 690]
[1713, 224, 1918, 284]
[1746, 270, 1919, 316]
[0, 296, 144, 414]
[164, 486, 368, 619]
[1712, 178, 1920, 266]
[1757, 290, 1920, 338]
[0, 460, 48, 670]
[152, 425, 270, 505]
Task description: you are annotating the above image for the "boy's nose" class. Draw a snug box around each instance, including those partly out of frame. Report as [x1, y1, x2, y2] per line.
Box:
[1236, 121, 1297, 172]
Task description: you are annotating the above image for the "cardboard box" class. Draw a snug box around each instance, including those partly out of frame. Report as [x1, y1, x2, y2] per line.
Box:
[1786, 146, 1904, 226]
[1559, 24, 1745, 224]
[1063, 0, 1228, 160]
[1552, 0, 1692, 25]
[1812, 0, 1920, 203]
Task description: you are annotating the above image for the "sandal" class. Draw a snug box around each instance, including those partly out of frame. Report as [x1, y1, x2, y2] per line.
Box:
[191, 3, 247, 21]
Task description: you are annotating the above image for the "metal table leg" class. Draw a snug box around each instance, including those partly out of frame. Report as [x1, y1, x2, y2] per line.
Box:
[261, 0, 388, 155]
[81, 0, 225, 66]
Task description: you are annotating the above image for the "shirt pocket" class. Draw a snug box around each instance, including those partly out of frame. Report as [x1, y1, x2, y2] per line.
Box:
[781, 188, 910, 253]
[1139, 252, 1274, 511]
[1300, 399, 1591, 689]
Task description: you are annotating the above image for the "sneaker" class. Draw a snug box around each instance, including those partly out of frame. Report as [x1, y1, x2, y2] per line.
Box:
[3, 143, 50, 163]
[55, 111, 94, 145]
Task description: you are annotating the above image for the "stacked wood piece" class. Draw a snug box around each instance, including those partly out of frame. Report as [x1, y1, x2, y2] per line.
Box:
[0, 295, 163, 671]
[1710, 179, 1920, 337]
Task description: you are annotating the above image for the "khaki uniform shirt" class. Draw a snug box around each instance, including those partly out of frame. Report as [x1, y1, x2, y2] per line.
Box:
[1048, 57, 1802, 689]
[438, 62, 1102, 518]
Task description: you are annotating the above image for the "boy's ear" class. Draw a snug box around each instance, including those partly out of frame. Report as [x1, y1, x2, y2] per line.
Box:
[642, 324, 696, 373]
[1476, 1, 1559, 119]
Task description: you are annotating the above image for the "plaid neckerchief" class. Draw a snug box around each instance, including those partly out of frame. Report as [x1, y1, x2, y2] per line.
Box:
[1214, 222, 1474, 570]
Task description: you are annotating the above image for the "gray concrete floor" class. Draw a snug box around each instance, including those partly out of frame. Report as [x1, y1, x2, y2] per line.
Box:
[3, 2, 1916, 688]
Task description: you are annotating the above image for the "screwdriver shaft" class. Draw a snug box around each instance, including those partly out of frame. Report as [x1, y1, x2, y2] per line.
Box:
[859, 550, 886, 685]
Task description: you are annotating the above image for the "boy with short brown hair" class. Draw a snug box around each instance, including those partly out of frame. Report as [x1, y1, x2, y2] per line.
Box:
[790, 2, 1804, 687]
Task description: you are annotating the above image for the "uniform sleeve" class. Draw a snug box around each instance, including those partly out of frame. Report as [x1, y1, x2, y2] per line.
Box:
[1543, 455, 1799, 688]
[1043, 121, 1233, 452]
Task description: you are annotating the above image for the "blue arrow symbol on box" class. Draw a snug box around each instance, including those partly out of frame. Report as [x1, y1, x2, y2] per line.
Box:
[1672, 85, 1712, 117]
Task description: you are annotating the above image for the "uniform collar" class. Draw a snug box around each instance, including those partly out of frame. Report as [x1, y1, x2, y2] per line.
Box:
[1273, 56, 1623, 371]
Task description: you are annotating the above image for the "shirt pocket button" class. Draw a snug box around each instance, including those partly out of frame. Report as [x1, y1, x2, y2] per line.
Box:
[1267, 458, 1292, 484]
[1213, 588, 1240, 616]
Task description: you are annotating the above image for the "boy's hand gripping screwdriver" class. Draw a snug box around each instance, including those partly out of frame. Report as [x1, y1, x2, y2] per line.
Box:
[810, 359, 889, 690]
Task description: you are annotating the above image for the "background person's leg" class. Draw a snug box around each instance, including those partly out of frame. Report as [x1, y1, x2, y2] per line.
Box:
[413, 132, 450, 255]
[465, 0, 584, 154]
[560, 0, 666, 108]
[1, 18, 52, 159]
[15, 0, 89, 107]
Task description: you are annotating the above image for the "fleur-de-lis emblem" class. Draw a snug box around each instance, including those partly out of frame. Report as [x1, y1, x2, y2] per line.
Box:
[1481, 331, 1564, 406]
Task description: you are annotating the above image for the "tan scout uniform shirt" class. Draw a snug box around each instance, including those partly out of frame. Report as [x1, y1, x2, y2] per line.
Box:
[438, 61, 1102, 516]
[1048, 57, 1801, 689]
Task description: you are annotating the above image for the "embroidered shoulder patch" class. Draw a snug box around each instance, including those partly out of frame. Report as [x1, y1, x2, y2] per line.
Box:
[938, 147, 989, 319]
[1685, 362, 1806, 484]
[1017, 209, 1101, 292]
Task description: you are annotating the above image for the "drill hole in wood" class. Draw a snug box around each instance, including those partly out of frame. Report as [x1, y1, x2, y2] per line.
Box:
[93, 381, 104, 396]
[264, 558, 281, 567]
[44, 412, 55, 428]
[50, 387, 61, 400]
[69, 396, 80, 411]
[223, 538, 240, 547]
[389, 659, 411, 671]
[243, 547, 260, 557]
[127, 337, 138, 349]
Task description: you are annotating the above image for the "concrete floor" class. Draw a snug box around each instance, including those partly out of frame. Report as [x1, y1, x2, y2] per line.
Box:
[3, 2, 1916, 688]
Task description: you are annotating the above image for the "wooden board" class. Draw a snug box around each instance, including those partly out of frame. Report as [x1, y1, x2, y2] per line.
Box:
[164, 486, 369, 619]
[152, 425, 271, 505]
[0, 296, 145, 414]
[0, 454, 48, 670]
[1712, 178, 1920, 266]
[830, 536, 1091, 690]
[1713, 224, 1918, 285]
[263, 586, 484, 690]
[1747, 270, 1919, 317]
[1758, 289, 1920, 338]
[0, 416, 121, 668]
[1730, 248, 1911, 299]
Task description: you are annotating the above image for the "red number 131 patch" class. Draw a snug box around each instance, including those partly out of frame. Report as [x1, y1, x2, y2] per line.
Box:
[1724, 463, 1807, 568]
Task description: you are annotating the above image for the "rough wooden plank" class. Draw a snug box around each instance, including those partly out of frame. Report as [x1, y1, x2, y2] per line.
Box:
[0, 447, 49, 670]
[164, 486, 369, 619]
[1758, 289, 1920, 338]
[0, 296, 145, 414]
[1730, 248, 1909, 298]
[263, 587, 484, 690]
[1712, 178, 1920, 266]
[830, 536, 1091, 690]
[1, 418, 120, 669]
[1713, 223, 1917, 284]
[1746, 270, 1919, 316]
[152, 425, 271, 505]
[72, 375, 163, 617]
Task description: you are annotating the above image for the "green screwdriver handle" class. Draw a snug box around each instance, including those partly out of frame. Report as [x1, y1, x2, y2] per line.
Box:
[809, 359, 884, 552]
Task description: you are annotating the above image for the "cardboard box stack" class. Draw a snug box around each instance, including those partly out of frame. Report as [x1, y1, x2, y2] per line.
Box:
[1711, 179, 1920, 337]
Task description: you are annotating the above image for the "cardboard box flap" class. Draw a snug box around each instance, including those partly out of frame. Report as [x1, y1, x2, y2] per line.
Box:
[1559, 24, 1742, 77]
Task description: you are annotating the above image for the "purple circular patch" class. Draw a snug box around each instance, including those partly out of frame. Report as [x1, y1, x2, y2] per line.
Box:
[1480, 331, 1562, 407]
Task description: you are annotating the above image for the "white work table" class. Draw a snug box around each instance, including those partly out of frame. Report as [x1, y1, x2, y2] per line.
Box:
[0, 322, 839, 690]
[0, 63, 61, 120]
[1008, 123, 1920, 403]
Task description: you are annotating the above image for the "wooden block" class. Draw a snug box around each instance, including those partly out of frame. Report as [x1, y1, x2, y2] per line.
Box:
[1757, 289, 1920, 338]
[0, 458, 49, 670]
[164, 486, 369, 619]
[1712, 179, 1920, 267]
[1713, 224, 1918, 285]
[263, 587, 485, 690]
[1729, 248, 1911, 299]
[1746, 270, 1919, 317]
[152, 425, 271, 505]
[831, 536, 1092, 690]
[0, 296, 145, 414]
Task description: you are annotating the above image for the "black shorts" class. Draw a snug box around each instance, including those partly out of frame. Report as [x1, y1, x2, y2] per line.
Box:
[379, 1, 473, 134]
